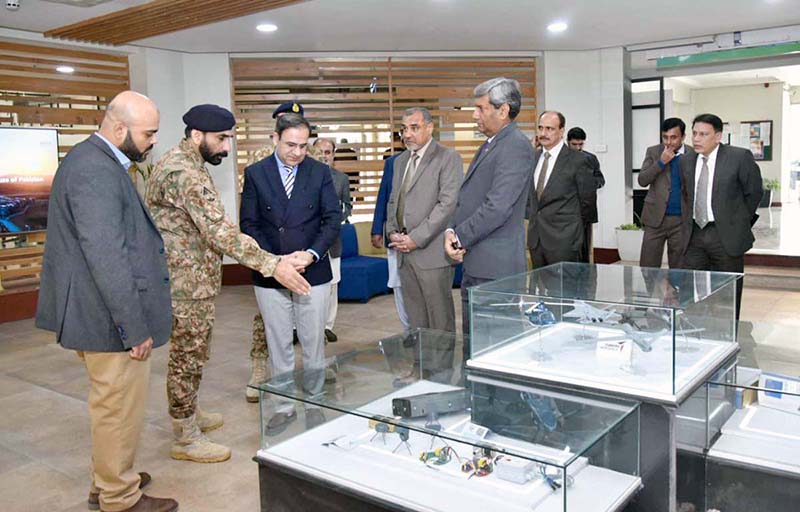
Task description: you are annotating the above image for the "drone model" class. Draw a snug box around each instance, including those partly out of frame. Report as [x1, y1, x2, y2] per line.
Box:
[488, 299, 556, 327]
[599, 322, 705, 353]
[563, 300, 622, 325]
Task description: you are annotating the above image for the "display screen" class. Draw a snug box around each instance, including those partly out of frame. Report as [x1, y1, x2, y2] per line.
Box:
[0, 127, 59, 234]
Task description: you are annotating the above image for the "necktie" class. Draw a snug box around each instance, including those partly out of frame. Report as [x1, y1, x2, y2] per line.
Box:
[282, 165, 294, 199]
[396, 152, 419, 231]
[694, 156, 709, 228]
[536, 151, 551, 201]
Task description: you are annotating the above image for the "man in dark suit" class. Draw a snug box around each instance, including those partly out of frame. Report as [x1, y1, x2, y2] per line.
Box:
[680, 113, 763, 319]
[445, 77, 535, 361]
[639, 117, 695, 269]
[527, 111, 595, 267]
[313, 137, 352, 342]
[36, 91, 178, 512]
[567, 127, 605, 262]
[240, 114, 341, 433]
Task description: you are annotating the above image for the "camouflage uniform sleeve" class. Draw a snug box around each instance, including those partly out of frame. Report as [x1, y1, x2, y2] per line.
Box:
[179, 173, 280, 277]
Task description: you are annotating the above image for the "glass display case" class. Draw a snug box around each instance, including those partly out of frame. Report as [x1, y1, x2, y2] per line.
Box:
[253, 329, 642, 512]
[681, 354, 800, 512]
[467, 263, 741, 404]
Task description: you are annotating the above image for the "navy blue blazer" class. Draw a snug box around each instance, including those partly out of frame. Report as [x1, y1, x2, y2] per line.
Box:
[240, 154, 341, 288]
[371, 154, 398, 246]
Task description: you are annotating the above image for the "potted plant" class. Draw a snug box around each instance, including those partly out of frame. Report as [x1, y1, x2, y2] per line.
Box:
[760, 178, 780, 208]
[615, 219, 643, 263]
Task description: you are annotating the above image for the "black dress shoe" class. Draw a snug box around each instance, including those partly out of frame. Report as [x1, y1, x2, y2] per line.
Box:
[324, 329, 338, 342]
[266, 411, 297, 436]
[88, 472, 151, 510]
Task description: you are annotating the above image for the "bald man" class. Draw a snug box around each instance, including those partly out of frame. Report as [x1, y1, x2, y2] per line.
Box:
[37, 91, 178, 512]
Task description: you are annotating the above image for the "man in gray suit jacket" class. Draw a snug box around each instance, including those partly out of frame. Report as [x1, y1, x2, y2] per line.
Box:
[527, 111, 595, 268]
[638, 117, 695, 268]
[680, 113, 763, 319]
[35, 92, 178, 512]
[445, 78, 535, 360]
[313, 137, 352, 342]
[387, 107, 462, 335]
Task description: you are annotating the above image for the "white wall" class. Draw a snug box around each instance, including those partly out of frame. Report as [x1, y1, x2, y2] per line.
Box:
[676, 84, 783, 185]
[542, 48, 629, 249]
[129, 49, 239, 227]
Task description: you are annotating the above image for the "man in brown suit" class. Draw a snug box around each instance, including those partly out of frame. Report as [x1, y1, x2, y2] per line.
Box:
[638, 118, 695, 268]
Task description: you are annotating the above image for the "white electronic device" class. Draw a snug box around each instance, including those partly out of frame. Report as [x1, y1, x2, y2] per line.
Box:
[757, 372, 800, 415]
[495, 456, 537, 484]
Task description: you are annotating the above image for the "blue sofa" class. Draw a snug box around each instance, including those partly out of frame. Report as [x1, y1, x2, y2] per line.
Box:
[338, 223, 390, 302]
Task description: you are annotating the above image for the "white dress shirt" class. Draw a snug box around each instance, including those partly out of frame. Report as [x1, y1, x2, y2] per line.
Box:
[694, 144, 719, 223]
[533, 139, 565, 192]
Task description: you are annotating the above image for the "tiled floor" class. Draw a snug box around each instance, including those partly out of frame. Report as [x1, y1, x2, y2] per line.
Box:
[1, 282, 799, 511]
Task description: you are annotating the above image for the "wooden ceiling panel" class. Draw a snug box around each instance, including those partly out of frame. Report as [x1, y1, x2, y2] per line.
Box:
[44, 0, 307, 46]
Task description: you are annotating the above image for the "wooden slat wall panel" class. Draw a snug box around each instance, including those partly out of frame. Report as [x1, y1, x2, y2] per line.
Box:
[0, 40, 129, 159]
[231, 57, 536, 216]
[0, 41, 129, 294]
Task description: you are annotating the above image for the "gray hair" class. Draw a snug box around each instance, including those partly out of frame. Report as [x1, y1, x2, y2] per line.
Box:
[402, 107, 433, 124]
[313, 137, 336, 150]
[473, 77, 522, 119]
[275, 113, 311, 137]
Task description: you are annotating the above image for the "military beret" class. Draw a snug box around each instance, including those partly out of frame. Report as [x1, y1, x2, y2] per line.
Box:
[272, 101, 304, 119]
[183, 104, 236, 132]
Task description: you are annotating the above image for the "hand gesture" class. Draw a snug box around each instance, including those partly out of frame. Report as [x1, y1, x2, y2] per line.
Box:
[371, 234, 383, 249]
[660, 146, 676, 165]
[274, 258, 312, 295]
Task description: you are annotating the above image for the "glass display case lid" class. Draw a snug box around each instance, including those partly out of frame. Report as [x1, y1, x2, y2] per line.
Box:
[253, 329, 640, 466]
[471, 262, 742, 310]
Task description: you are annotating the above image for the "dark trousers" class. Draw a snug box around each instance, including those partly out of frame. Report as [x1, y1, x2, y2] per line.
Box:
[583, 223, 595, 263]
[460, 273, 491, 364]
[681, 222, 744, 320]
[640, 215, 683, 269]
[529, 243, 586, 269]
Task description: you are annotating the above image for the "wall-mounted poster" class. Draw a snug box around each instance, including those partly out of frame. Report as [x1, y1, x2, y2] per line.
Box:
[738, 120, 773, 161]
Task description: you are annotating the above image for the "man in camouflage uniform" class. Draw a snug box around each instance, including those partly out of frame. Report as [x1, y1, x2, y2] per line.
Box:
[146, 104, 310, 463]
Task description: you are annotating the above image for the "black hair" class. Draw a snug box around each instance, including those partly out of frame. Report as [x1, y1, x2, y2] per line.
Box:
[567, 127, 586, 141]
[276, 113, 311, 137]
[661, 117, 686, 135]
[692, 113, 723, 133]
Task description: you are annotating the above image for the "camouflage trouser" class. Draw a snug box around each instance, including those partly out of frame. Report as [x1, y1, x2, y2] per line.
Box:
[167, 299, 215, 419]
[249, 313, 269, 359]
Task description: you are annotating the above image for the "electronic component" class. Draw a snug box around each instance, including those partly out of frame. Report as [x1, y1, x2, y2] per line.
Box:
[419, 446, 453, 465]
[392, 388, 469, 418]
[495, 456, 537, 484]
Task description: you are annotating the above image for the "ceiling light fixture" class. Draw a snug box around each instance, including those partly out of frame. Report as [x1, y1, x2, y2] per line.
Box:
[256, 23, 278, 33]
[56, 65, 75, 74]
[547, 21, 568, 33]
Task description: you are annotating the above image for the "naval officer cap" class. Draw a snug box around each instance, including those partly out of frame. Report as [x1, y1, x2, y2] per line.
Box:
[272, 101, 304, 118]
[183, 104, 236, 132]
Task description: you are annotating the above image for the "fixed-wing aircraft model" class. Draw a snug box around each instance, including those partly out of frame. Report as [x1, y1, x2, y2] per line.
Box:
[563, 300, 622, 325]
[598, 323, 704, 353]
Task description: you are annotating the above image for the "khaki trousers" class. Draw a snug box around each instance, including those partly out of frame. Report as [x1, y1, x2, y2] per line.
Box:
[79, 350, 150, 512]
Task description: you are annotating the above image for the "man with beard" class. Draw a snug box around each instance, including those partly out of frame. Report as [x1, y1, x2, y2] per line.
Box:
[146, 104, 310, 463]
[37, 91, 179, 512]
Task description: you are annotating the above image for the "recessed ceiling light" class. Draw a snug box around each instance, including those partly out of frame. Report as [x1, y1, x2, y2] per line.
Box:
[56, 66, 75, 74]
[547, 21, 568, 33]
[256, 23, 278, 33]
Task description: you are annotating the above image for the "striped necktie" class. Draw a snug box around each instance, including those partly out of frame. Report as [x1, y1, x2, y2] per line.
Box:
[282, 165, 295, 198]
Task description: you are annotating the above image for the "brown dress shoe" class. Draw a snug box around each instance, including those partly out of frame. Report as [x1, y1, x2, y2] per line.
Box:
[105, 494, 178, 512]
[88, 472, 151, 510]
